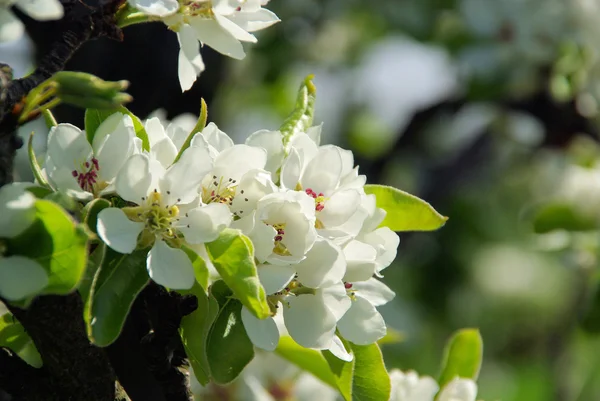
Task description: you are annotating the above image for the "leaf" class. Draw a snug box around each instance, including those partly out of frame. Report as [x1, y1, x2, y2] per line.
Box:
[364, 184, 448, 232]
[179, 281, 219, 385]
[173, 98, 207, 164]
[276, 335, 338, 389]
[6, 199, 89, 295]
[44, 191, 77, 213]
[42, 109, 58, 128]
[181, 244, 209, 290]
[0, 313, 42, 368]
[84, 107, 149, 151]
[205, 229, 270, 319]
[377, 327, 405, 346]
[28, 131, 50, 188]
[532, 203, 598, 233]
[87, 248, 149, 346]
[437, 328, 483, 390]
[280, 74, 316, 145]
[82, 198, 111, 236]
[80, 244, 106, 312]
[322, 340, 391, 401]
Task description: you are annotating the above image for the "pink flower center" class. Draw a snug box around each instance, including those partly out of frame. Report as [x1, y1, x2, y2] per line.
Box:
[71, 157, 100, 193]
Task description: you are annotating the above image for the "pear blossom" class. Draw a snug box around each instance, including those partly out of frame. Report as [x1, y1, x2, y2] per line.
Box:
[389, 370, 478, 401]
[44, 113, 138, 200]
[96, 146, 231, 289]
[0, 184, 48, 301]
[127, 0, 280, 91]
[0, 0, 63, 42]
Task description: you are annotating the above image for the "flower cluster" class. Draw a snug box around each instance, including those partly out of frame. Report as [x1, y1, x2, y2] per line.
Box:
[42, 109, 398, 356]
[126, 0, 279, 91]
[389, 370, 478, 401]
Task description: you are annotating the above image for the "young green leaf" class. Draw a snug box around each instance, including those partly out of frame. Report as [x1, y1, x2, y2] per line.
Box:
[82, 198, 111, 236]
[181, 245, 210, 290]
[87, 248, 149, 346]
[280, 74, 316, 145]
[205, 229, 270, 319]
[206, 296, 254, 384]
[276, 335, 338, 389]
[173, 98, 208, 164]
[84, 107, 149, 151]
[364, 184, 448, 232]
[179, 281, 219, 385]
[28, 131, 50, 188]
[322, 340, 391, 401]
[6, 199, 89, 295]
[532, 203, 598, 233]
[0, 313, 42, 368]
[437, 328, 483, 389]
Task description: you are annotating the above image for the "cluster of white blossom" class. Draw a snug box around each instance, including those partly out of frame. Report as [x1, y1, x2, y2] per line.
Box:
[126, 0, 279, 91]
[389, 370, 478, 401]
[42, 112, 398, 356]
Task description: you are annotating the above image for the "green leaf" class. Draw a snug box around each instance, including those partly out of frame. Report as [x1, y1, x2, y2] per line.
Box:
[87, 248, 149, 346]
[84, 107, 149, 151]
[82, 198, 111, 236]
[276, 336, 338, 389]
[45, 191, 78, 213]
[280, 74, 316, 145]
[0, 313, 42, 368]
[173, 98, 207, 164]
[42, 109, 58, 128]
[25, 185, 53, 199]
[532, 203, 598, 233]
[28, 131, 50, 188]
[364, 184, 448, 231]
[179, 281, 219, 385]
[205, 229, 270, 319]
[80, 244, 106, 307]
[322, 340, 391, 401]
[206, 293, 254, 384]
[181, 245, 209, 290]
[437, 329, 483, 390]
[6, 199, 89, 295]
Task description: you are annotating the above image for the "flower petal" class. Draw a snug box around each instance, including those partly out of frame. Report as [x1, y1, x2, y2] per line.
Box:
[160, 145, 213, 206]
[352, 279, 395, 307]
[16, 0, 63, 20]
[257, 264, 295, 294]
[177, 24, 205, 91]
[0, 11, 24, 42]
[280, 147, 302, 190]
[320, 282, 352, 321]
[231, 169, 277, 217]
[46, 123, 91, 170]
[147, 240, 195, 289]
[245, 129, 285, 176]
[190, 17, 246, 60]
[318, 188, 361, 228]
[343, 240, 377, 282]
[241, 306, 280, 351]
[95, 115, 137, 183]
[197, 122, 233, 152]
[127, 0, 179, 16]
[0, 256, 48, 301]
[115, 153, 153, 203]
[0, 184, 36, 238]
[438, 378, 478, 401]
[363, 227, 400, 274]
[337, 297, 386, 345]
[300, 146, 343, 194]
[97, 208, 145, 254]
[227, 8, 280, 32]
[284, 293, 336, 349]
[213, 144, 267, 183]
[249, 222, 276, 263]
[328, 334, 353, 362]
[178, 203, 231, 244]
[295, 237, 345, 288]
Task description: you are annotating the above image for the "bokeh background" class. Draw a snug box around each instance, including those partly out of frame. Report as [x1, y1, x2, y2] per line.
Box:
[5, 1, 600, 400]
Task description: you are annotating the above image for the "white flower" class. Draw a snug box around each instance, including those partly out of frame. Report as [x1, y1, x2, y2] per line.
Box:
[0, 184, 48, 301]
[96, 147, 231, 289]
[389, 370, 439, 401]
[44, 113, 138, 200]
[129, 0, 279, 91]
[438, 378, 478, 401]
[0, 0, 63, 42]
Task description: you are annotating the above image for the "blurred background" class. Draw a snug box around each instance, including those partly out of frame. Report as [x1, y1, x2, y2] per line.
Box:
[5, 1, 600, 400]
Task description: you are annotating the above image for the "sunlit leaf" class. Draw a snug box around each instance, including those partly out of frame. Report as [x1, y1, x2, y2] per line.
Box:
[437, 328, 483, 390]
[0, 313, 42, 368]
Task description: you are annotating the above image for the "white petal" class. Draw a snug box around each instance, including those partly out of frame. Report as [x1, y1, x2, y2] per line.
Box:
[328, 335, 353, 362]
[258, 264, 295, 294]
[249, 222, 276, 263]
[45, 164, 89, 198]
[318, 189, 361, 228]
[115, 153, 153, 203]
[97, 208, 145, 254]
[245, 129, 285, 176]
[0, 184, 36, 238]
[231, 169, 277, 217]
[300, 146, 343, 194]
[190, 17, 246, 60]
[147, 240, 195, 289]
[438, 378, 478, 401]
[0, 11, 24, 42]
[305, 123, 322, 145]
[177, 25, 205, 91]
[343, 240, 377, 282]
[198, 122, 233, 152]
[178, 203, 231, 244]
[295, 237, 345, 288]
[337, 297, 386, 345]
[46, 123, 91, 170]
[352, 279, 395, 307]
[363, 227, 400, 273]
[213, 144, 266, 183]
[92, 112, 125, 152]
[284, 293, 336, 349]
[0, 256, 48, 301]
[95, 115, 137, 183]
[320, 282, 352, 321]
[127, 0, 179, 16]
[227, 8, 280, 32]
[241, 306, 280, 351]
[214, 12, 257, 43]
[280, 148, 302, 190]
[160, 145, 213, 206]
[16, 0, 63, 20]
[150, 137, 178, 169]
[288, 132, 319, 160]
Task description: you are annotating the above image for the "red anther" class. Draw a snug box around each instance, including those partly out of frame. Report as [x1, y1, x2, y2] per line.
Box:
[275, 235, 283, 241]
[92, 158, 100, 170]
[318, 193, 324, 197]
[316, 203, 325, 212]
[71, 170, 78, 177]
[344, 282, 353, 289]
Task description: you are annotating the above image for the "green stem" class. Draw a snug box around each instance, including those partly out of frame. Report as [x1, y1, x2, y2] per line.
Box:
[117, 11, 152, 28]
